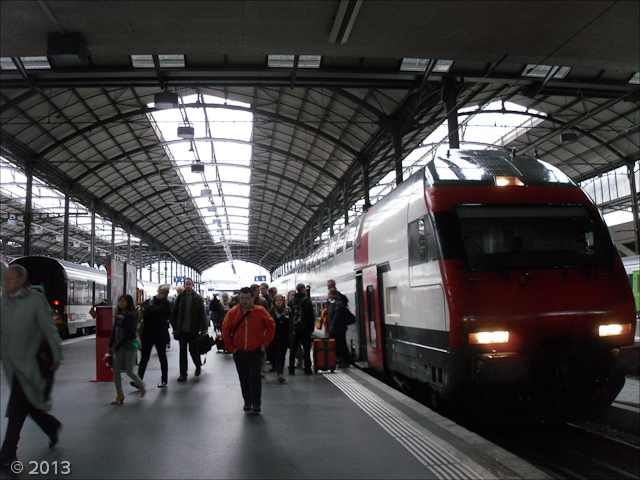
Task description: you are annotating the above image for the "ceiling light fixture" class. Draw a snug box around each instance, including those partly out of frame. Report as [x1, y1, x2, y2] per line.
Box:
[47, 32, 88, 66]
[561, 132, 578, 144]
[154, 90, 179, 109]
[178, 125, 194, 138]
[191, 162, 205, 173]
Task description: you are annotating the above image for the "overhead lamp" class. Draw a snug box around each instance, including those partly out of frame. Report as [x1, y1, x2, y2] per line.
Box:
[56, 235, 63, 242]
[154, 90, 179, 109]
[200, 188, 212, 196]
[7, 218, 17, 226]
[47, 32, 88, 66]
[34, 228, 43, 234]
[561, 132, 577, 144]
[73, 241, 80, 247]
[177, 125, 194, 138]
[191, 163, 205, 173]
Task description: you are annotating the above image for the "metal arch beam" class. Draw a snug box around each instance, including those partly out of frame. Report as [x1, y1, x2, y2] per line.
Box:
[96, 161, 327, 212]
[31, 100, 360, 162]
[1, 131, 192, 269]
[117, 180, 316, 242]
[73, 136, 342, 185]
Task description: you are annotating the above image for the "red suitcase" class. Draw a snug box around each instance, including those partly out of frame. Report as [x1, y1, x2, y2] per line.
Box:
[313, 338, 336, 373]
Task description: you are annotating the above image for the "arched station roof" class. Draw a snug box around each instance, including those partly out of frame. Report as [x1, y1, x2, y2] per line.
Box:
[1, 1, 638, 273]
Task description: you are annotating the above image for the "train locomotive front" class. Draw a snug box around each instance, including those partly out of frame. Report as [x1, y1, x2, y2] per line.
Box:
[406, 151, 636, 419]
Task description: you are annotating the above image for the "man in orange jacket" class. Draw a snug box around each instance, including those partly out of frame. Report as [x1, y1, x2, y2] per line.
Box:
[222, 287, 275, 413]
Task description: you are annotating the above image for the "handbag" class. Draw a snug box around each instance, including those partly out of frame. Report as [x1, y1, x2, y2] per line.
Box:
[36, 339, 55, 401]
[196, 333, 216, 355]
[36, 339, 53, 378]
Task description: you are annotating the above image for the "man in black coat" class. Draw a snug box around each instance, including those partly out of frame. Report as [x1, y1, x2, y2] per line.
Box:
[136, 285, 173, 388]
[327, 288, 351, 367]
[288, 283, 315, 375]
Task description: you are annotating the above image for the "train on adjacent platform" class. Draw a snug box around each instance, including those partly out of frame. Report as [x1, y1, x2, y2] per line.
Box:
[272, 149, 637, 421]
[9, 256, 107, 338]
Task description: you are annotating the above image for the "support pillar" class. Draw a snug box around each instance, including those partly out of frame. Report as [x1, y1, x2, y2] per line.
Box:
[361, 158, 371, 211]
[443, 78, 460, 149]
[628, 162, 640, 254]
[63, 189, 70, 261]
[23, 161, 33, 256]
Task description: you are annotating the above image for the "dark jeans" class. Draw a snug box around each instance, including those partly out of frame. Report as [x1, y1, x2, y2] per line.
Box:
[1, 377, 60, 462]
[289, 331, 312, 372]
[232, 350, 264, 407]
[138, 337, 169, 383]
[330, 331, 350, 364]
[271, 334, 289, 375]
[178, 331, 201, 376]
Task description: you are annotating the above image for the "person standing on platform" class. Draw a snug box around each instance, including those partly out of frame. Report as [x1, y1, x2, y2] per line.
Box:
[251, 284, 269, 309]
[268, 294, 292, 383]
[170, 278, 208, 382]
[0, 264, 63, 469]
[327, 288, 351, 367]
[209, 294, 225, 332]
[288, 283, 316, 375]
[220, 292, 232, 314]
[135, 284, 172, 388]
[327, 279, 349, 306]
[222, 287, 275, 413]
[259, 282, 273, 308]
[108, 294, 145, 404]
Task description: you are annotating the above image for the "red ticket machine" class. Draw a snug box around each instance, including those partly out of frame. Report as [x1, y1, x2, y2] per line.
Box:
[91, 306, 114, 382]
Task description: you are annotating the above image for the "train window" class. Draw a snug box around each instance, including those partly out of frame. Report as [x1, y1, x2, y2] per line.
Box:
[409, 215, 438, 265]
[327, 236, 336, 260]
[366, 285, 377, 348]
[336, 230, 347, 255]
[346, 221, 358, 250]
[356, 216, 366, 250]
[321, 241, 329, 263]
[456, 205, 614, 270]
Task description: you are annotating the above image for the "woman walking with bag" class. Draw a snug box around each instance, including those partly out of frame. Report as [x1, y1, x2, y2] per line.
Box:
[268, 294, 291, 383]
[107, 294, 145, 404]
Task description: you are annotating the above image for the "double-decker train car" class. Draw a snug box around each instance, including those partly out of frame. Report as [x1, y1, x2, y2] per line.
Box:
[10, 256, 107, 338]
[272, 149, 636, 421]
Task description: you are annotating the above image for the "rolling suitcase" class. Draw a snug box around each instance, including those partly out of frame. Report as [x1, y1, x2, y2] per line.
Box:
[215, 333, 226, 352]
[313, 338, 336, 373]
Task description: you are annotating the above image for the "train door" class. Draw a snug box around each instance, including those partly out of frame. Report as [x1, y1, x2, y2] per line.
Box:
[361, 265, 385, 373]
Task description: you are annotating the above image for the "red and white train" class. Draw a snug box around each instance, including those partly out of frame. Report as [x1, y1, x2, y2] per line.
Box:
[272, 149, 636, 420]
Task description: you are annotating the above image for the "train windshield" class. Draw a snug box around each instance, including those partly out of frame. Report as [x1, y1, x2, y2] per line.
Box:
[456, 205, 613, 270]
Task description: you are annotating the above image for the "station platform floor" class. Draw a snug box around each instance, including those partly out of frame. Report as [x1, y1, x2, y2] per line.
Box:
[4, 331, 628, 480]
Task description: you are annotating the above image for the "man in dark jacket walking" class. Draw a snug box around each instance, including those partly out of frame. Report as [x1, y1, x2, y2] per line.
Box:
[288, 283, 316, 375]
[136, 284, 173, 388]
[170, 278, 208, 382]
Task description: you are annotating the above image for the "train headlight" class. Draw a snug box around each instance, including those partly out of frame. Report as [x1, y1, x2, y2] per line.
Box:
[598, 324, 632, 337]
[468, 331, 509, 344]
[495, 176, 524, 187]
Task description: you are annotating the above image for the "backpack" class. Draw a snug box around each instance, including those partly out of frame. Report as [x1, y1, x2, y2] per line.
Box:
[291, 303, 305, 332]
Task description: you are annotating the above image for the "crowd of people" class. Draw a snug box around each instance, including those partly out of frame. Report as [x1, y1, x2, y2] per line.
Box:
[0, 265, 355, 470]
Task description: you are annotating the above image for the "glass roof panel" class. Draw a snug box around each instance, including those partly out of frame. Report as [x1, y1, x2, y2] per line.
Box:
[148, 93, 253, 252]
